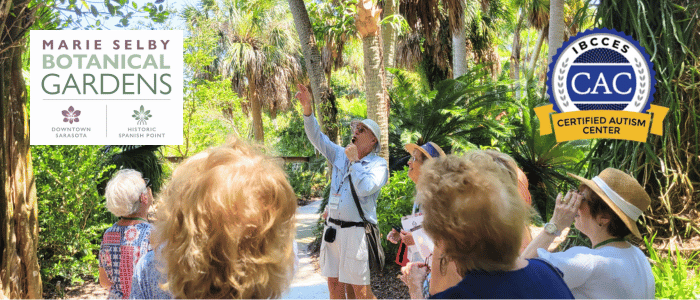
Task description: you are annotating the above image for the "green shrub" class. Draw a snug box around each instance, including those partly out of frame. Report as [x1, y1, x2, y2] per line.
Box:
[33, 145, 115, 285]
[376, 168, 416, 258]
[644, 234, 700, 299]
[285, 157, 327, 200]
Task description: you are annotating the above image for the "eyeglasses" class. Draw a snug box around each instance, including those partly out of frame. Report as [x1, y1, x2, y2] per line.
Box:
[351, 120, 369, 135]
[409, 154, 425, 164]
[354, 125, 368, 134]
[424, 253, 433, 272]
[144, 178, 152, 188]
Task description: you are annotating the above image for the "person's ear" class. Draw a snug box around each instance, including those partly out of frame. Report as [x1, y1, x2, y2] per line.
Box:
[141, 192, 148, 204]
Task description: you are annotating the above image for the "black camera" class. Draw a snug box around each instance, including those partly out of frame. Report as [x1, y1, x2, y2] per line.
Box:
[324, 227, 337, 243]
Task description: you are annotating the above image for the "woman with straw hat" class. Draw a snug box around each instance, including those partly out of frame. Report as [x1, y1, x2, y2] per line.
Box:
[521, 168, 654, 298]
[387, 142, 456, 297]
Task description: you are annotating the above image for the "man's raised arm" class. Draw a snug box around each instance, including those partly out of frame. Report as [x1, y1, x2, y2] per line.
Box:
[296, 84, 342, 162]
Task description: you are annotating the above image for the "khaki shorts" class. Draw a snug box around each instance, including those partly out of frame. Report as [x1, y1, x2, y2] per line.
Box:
[320, 224, 370, 286]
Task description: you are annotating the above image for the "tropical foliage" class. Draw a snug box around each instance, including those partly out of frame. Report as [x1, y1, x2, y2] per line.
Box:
[46, 0, 172, 29]
[590, 0, 700, 239]
[5, 0, 699, 297]
[376, 168, 416, 256]
[33, 146, 114, 287]
[389, 66, 517, 158]
[645, 234, 700, 299]
[182, 0, 302, 142]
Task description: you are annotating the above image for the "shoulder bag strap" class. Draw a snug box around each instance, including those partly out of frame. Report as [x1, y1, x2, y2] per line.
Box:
[348, 174, 368, 224]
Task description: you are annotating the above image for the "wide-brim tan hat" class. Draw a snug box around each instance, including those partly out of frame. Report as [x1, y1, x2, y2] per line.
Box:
[404, 142, 446, 159]
[568, 168, 651, 239]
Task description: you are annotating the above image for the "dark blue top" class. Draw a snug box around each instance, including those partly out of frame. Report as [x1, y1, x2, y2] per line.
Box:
[430, 259, 574, 299]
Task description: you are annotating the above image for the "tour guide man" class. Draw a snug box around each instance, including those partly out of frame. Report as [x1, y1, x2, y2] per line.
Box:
[296, 84, 388, 299]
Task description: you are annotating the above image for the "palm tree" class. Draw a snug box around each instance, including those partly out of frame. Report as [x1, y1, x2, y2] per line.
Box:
[381, 0, 399, 71]
[447, 0, 467, 78]
[398, 0, 507, 83]
[510, 106, 588, 220]
[0, 0, 42, 298]
[390, 67, 517, 159]
[548, 0, 565, 64]
[184, 0, 302, 143]
[288, 0, 339, 143]
[226, 0, 302, 142]
[524, 0, 549, 84]
[357, 0, 390, 162]
[510, 6, 526, 99]
[399, 0, 465, 79]
[524, 0, 587, 85]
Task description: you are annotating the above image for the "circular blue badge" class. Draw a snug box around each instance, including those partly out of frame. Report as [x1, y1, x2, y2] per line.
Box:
[547, 28, 656, 113]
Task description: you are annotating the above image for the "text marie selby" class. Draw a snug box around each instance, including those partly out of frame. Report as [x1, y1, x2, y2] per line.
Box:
[40, 39, 173, 96]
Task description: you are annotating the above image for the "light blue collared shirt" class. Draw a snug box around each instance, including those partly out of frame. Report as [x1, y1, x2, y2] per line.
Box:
[304, 115, 388, 224]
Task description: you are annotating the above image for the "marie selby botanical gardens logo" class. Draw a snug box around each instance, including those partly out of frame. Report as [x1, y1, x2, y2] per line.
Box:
[30, 30, 183, 145]
[535, 28, 669, 142]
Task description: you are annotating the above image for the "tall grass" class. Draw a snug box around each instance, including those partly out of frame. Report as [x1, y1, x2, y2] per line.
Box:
[592, 0, 700, 239]
[644, 234, 700, 299]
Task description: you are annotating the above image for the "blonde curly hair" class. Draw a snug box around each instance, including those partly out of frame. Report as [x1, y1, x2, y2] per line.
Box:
[152, 138, 297, 299]
[416, 150, 530, 274]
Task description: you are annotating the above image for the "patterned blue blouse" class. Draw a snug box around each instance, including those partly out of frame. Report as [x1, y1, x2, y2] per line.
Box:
[129, 250, 172, 299]
[99, 222, 153, 299]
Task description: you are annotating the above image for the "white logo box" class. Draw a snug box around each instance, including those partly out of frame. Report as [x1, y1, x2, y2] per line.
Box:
[30, 30, 183, 145]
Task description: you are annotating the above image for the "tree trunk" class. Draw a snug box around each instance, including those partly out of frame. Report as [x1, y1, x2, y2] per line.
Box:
[548, 0, 565, 66]
[381, 0, 397, 84]
[0, 1, 41, 298]
[288, 0, 338, 143]
[526, 27, 547, 85]
[450, 0, 467, 78]
[249, 82, 265, 143]
[357, 0, 389, 163]
[511, 10, 525, 99]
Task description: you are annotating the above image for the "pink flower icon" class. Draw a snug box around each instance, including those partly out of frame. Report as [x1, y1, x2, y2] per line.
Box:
[62, 106, 81, 124]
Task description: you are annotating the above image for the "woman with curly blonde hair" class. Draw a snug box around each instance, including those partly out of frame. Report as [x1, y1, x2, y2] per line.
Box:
[129, 138, 298, 299]
[401, 150, 573, 299]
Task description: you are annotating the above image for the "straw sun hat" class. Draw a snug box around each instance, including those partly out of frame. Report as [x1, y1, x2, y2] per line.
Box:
[404, 142, 446, 159]
[568, 168, 651, 239]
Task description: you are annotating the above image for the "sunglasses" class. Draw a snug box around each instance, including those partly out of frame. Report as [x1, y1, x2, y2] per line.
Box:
[409, 156, 424, 163]
[424, 253, 432, 272]
[350, 120, 369, 135]
[144, 178, 152, 188]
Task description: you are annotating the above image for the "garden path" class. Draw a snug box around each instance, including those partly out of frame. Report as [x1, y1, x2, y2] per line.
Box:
[283, 198, 329, 299]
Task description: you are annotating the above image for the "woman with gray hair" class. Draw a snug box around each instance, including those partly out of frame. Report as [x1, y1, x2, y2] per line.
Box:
[98, 169, 154, 299]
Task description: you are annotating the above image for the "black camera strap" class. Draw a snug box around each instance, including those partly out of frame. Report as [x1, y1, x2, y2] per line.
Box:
[348, 175, 369, 226]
